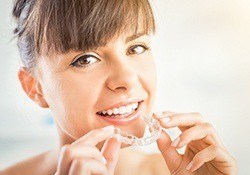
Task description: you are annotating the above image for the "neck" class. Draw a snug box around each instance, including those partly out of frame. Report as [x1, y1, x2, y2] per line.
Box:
[56, 123, 75, 148]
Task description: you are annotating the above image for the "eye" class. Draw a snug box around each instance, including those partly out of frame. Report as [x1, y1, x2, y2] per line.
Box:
[127, 44, 149, 55]
[71, 54, 100, 67]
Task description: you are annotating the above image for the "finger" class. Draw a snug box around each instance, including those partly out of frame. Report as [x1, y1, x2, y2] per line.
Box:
[101, 138, 122, 175]
[186, 145, 236, 173]
[72, 125, 115, 146]
[157, 112, 205, 131]
[153, 111, 185, 134]
[171, 123, 224, 149]
[156, 129, 182, 173]
[68, 158, 107, 175]
[58, 145, 107, 175]
[154, 111, 176, 119]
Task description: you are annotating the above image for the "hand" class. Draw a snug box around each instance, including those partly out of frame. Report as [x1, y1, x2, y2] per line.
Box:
[154, 111, 237, 175]
[54, 125, 121, 175]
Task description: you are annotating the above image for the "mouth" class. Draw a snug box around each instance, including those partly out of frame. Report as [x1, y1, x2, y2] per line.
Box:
[96, 100, 143, 126]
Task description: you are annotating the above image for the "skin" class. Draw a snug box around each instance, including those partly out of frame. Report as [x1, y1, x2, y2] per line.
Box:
[154, 111, 238, 175]
[0, 32, 237, 175]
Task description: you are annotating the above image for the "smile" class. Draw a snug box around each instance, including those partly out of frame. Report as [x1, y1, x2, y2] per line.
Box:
[96, 101, 143, 126]
[97, 102, 139, 116]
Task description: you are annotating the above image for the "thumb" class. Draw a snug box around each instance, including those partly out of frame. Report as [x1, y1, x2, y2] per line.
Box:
[156, 129, 183, 173]
[101, 138, 121, 175]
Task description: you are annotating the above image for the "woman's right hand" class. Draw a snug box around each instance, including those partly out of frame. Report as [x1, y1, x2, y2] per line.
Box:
[55, 125, 121, 175]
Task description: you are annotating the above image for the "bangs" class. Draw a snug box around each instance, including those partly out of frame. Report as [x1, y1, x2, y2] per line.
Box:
[31, 0, 156, 56]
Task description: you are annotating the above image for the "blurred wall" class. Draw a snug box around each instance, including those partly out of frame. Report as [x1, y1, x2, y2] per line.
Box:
[0, 0, 250, 174]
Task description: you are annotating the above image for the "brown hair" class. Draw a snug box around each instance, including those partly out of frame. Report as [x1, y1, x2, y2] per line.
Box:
[13, 0, 156, 74]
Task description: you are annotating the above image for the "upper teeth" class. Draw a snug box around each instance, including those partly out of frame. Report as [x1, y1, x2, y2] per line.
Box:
[98, 102, 139, 116]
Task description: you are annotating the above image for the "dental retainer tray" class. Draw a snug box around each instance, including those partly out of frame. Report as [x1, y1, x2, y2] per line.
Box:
[112, 113, 162, 146]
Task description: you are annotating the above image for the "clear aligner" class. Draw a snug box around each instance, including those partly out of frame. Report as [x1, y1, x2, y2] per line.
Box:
[112, 113, 162, 146]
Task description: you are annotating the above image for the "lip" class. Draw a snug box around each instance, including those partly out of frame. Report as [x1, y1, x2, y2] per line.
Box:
[96, 101, 143, 126]
[97, 98, 144, 112]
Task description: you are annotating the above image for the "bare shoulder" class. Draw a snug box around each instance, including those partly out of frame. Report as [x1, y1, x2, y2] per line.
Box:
[138, 153, 171, 175]
[119, 148, 170, 175]
[0, 149, 58, 175]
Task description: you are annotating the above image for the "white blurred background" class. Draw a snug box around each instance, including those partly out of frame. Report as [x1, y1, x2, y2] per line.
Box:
[0, 0, 250, 174]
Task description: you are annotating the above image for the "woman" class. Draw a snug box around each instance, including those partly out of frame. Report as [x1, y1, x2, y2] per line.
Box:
[1, 0, 237, 174]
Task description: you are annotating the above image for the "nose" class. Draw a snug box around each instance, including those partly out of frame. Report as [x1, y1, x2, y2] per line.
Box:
[106, 59, 138, 93]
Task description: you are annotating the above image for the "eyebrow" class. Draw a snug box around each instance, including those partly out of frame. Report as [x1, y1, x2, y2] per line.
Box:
[125, 31, 148, 44]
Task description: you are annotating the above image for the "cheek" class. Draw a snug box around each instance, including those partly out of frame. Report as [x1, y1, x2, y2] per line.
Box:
[42, 72, 103, 138]
[138, 57, 157, 109]
[140, 53, 157, 86]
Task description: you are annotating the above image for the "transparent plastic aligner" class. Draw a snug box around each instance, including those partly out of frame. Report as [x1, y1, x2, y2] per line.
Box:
[112, 113, 162, 146]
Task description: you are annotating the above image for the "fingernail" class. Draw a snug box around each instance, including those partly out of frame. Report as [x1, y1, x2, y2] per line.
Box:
[101, 156, 107, 164]
[171, 137, 180, 147]
[186, 161, 193, 171]
[102, 125, 114, 131]
[161, 117, 171, 123]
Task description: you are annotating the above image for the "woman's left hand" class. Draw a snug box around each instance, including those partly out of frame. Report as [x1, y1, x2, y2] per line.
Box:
[154, 111, 238, 175]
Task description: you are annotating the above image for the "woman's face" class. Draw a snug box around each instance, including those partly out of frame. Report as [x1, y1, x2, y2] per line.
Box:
[35, 31, 157, 148]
